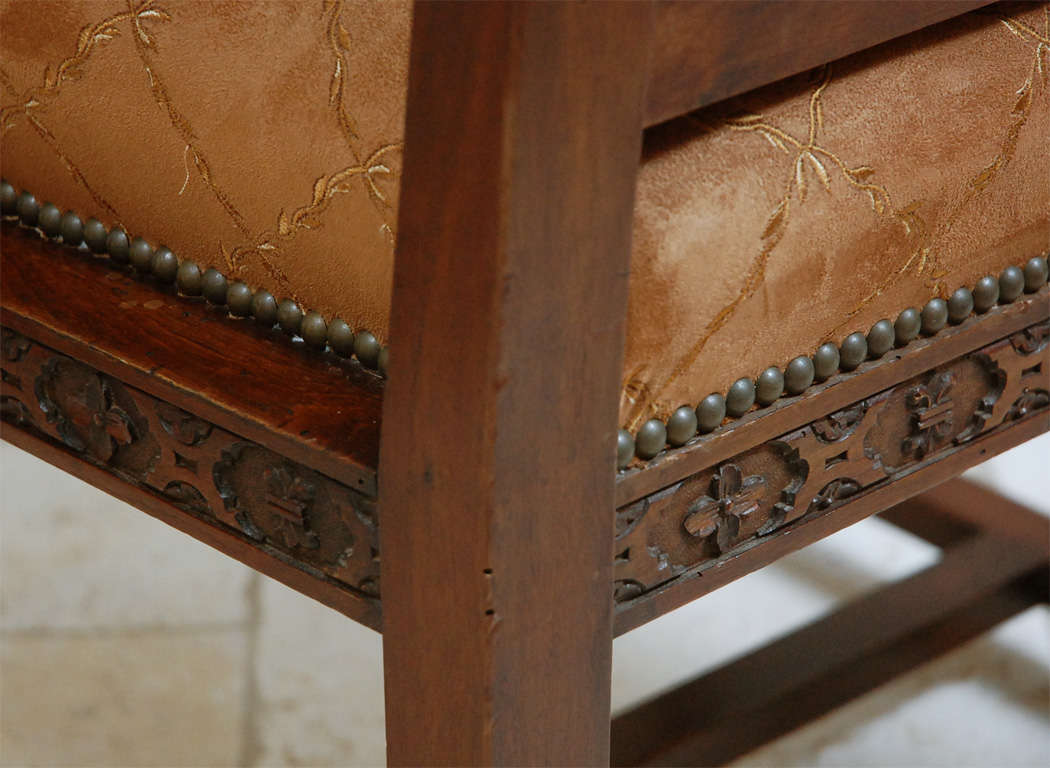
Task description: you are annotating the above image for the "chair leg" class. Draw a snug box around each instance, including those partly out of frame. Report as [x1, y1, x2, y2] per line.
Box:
[611, 479, 1050, 767]
[377, 4, 652, 764]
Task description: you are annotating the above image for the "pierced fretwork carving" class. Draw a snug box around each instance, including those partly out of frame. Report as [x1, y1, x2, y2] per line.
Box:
[613, 319, 1050, 604]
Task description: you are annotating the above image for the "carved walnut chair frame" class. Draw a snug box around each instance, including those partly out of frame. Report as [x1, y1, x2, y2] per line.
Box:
[2, 2, 1048, 765]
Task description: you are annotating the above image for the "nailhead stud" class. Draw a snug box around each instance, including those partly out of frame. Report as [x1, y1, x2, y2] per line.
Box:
[1023, 256, 1048, 292]
[201, 268, 228, 304]
[300, 311, 328, 349]
[377, 346, 389, 377]
[0, 180, 15, 214]
[277, 299, 303, 334]
[921, 298, 948, 334]
[696, 393, 726, 433]
[947, 287, 973, 324]
[38, 203, 62, 237]
[839, 332, 867, 371]
[973, 275, 999, 313]
[16, 191, 39, 227]
[726, 377, 756, 417]
[176, 260, 203, 296]
[867, 319, 894, 358]
[755, 366, 784, 406]
[59, 211, 83, 245]
[84, 218, 108, 253]
[999, 266, 1024, 303]
[354, 330, 381, 368]
[151, 247, 178, 283]
[784, 356, 815, 395]
[667, 405, 698, 446]
[251, 290, 278, 326]
[327, 319, 355, 356]
[106, 227, 130, 264]
[617, 429, 635, 469]
[635, 419, 667, 459]
[813, 343, 840, 381]
[894, 308, 921, 346]
[227, 281, 253, 317]
[129, 236, 154, 272]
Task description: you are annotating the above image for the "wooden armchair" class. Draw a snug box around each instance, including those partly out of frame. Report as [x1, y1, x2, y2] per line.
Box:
[1, 1, 1047, 764]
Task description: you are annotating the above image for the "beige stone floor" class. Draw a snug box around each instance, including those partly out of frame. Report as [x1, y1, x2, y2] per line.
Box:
[1, 435, 1048, 767]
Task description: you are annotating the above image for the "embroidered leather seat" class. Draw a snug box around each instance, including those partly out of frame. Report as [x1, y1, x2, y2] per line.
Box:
[2, 1, 1047, 461]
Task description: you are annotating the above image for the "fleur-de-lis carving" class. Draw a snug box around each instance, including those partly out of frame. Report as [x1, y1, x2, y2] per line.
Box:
[902, 371, 955, 459]
[683, 463, 766, 554]
[263, 465, 320, 550]
[34, 358, 138, 462]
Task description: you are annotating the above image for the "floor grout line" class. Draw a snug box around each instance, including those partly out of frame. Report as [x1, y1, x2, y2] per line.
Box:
[0, 619, 249, 640]
[240, 571, 263, 768]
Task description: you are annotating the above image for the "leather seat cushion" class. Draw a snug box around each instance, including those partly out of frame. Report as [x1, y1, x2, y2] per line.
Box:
[2, 1, 1046, 431]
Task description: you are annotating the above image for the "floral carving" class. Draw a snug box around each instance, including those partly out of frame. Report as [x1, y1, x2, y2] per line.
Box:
[1006, 389, 1050, 421]
[1011, 321, 1050, 355]
[616, 319, 1049, 606]
[811, 478, 861, 511]
[1, 327, 380, 607]
[210, 442, 377, 597]
[901, 371, 955, 460]
[35, 357, 137, 463]
[260, 464, 321, 550]
[0, 395, 33, 426]
[162, 480, 209, 515]
[1, 328, 30, 362]
[811, 404, 867, 442]
[683, 463, 767, 554]
[156, 402, 213, 446]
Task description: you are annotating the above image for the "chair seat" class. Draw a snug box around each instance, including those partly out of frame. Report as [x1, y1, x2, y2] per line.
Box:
[2, 1, 1047, 456]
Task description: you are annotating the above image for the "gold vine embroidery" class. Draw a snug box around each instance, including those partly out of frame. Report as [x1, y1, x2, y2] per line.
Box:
[626, 66, 927, 430]
[322, 0, 401, 240]
[625, 9, 1049, 430]
[0, 7, 137, 222]
[122, 1, 298, 295]
[125, 1, 251, 236]
[220, 0, 403, 287]
[0, 3, 162, 135]
[222, 143, 400, 293]
[836, 6, 1050, 326]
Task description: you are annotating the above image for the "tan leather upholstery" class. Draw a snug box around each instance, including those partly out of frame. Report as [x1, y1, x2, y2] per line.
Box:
[2, 1, 1047, 431]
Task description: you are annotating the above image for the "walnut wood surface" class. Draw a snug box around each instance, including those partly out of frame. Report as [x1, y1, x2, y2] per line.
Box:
[378, 2, 651, 764]
[1, 324, 381, 629]
[644, 0, 992, 126]
[614, 318, 1050, 634]
[611, 480, 1049, 766]
[0, 224, 382, 493]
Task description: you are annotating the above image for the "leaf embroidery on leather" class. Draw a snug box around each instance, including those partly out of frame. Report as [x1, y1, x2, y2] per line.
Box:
[627, 66, 927, 429]
[840, 6, 1050, 326]
[0, 3, 156, 222]
[625, 8, 1050, 429]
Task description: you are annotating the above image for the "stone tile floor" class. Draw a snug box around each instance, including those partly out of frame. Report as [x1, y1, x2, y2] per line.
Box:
[1, 434, 1048, 767]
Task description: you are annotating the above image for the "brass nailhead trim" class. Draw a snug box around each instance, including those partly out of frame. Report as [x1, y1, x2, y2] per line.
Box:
[0, 180, 389, 378]
[4, 180, 1046, 468]
[618, 252, 1050, 469]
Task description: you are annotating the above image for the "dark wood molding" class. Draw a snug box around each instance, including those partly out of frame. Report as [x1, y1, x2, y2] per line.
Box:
[644, 0, 992, 127]
[614, 318, 1050, 634]
[1, 325, 381, 629]
[1, 224, 382, 494]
